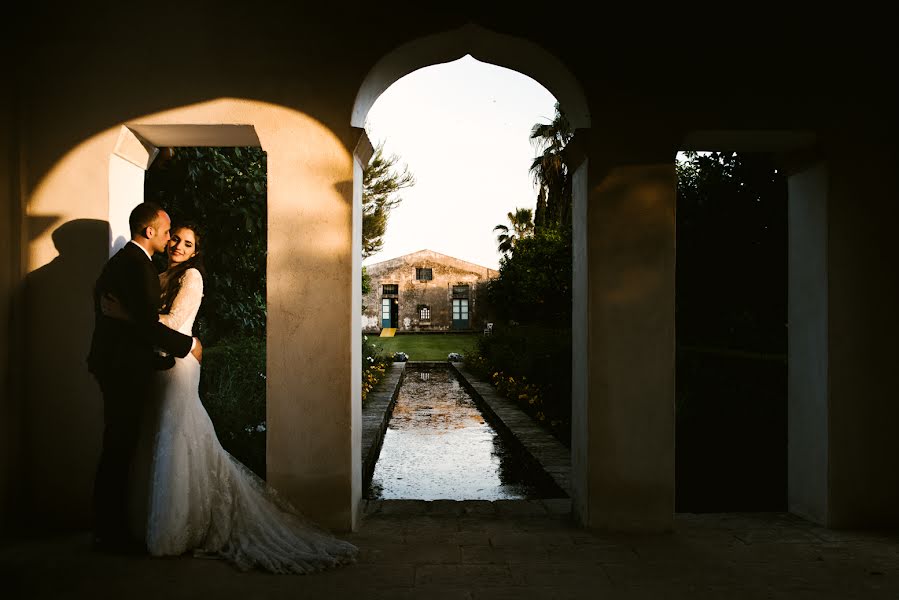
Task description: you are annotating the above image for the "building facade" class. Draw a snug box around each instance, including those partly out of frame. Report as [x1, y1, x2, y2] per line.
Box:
[363, 250, 498, 333]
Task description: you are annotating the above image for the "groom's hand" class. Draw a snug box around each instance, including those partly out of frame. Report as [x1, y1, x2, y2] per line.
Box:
[191, 337, 203, 364]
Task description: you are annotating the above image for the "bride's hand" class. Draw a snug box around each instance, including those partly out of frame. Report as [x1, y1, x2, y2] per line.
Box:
[191, 337, 203, 364]
[100, 293, 131, 321]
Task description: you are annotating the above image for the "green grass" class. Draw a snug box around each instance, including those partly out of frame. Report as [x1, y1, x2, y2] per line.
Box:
[369, 333, 479, 361]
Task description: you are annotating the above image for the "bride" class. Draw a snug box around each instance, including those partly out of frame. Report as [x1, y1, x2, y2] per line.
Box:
[109, 223, 357, 574]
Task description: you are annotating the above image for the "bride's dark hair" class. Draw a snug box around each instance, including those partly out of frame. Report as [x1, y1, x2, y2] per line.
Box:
[161, 222, 207, 312]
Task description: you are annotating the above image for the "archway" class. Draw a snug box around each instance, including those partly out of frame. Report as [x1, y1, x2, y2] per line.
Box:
[351, 23, 591, 524]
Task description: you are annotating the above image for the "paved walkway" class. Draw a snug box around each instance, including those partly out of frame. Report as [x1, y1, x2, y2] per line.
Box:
[4, 503, 898, 599]
[7, 368, 897, 597]
[361, 361, 405, 488]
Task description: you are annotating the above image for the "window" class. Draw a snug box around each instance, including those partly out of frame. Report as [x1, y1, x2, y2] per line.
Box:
[452, 284, 469, 298]
[415, 267, 433, 281]
[418, 305, 431, 320]
[382, 284, 398, 295]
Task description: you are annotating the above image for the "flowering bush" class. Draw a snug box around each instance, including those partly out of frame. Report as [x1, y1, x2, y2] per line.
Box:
[362, 362, 388, 403]
[362, 334, 391, 404]
[464, 327, 571, 446]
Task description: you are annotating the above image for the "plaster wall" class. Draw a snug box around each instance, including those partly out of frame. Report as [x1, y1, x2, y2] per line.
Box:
[570, 159, 589, 524]
[825, 143, 899, 527]
[583, 140, 677, 530]
[6, 6, 898, 534]
[787, 164, 829, 524]
[21, 88, 360, 529]
[0, 86, 21, 531]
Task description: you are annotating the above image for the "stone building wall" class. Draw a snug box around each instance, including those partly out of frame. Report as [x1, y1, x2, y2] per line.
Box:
[363, 250, 498, 332]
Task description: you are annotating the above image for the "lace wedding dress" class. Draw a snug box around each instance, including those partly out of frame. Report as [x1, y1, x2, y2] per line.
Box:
[134, 267, 358, 574]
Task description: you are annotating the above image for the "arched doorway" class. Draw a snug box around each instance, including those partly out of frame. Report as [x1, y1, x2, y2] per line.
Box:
[350, 23, 591, 525]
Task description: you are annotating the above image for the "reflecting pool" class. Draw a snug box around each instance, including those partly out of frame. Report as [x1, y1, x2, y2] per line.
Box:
[367, 364, 561, 500]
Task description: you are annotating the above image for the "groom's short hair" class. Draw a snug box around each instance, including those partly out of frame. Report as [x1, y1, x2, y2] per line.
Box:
[129, 202, 164, 236]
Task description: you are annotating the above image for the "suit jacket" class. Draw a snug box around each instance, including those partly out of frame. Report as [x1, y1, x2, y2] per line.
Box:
[87, 242, 193, 378]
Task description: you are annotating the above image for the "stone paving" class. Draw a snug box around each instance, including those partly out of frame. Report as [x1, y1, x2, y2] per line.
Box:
[362, 361, 406, 488]
[6, 367, 897, 598]
[4, 502, 898, 599]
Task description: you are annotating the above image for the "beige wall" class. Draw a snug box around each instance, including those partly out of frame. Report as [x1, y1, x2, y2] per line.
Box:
[786, 138, 899, 528]
[3, 7, 898, 534]
[788, 162, 830, 524]
[20, 75, 362, 528]
[1, 84, 21, 531]
[582, 136, 677, 530]
[825, 139, 899, 528]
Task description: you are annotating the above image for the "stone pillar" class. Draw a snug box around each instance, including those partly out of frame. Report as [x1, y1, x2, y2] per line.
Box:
[788, 138, 899, 528]
[0, 86, 22, 533]
[786, 158, 829, 524]
[573, 131, 677, 531]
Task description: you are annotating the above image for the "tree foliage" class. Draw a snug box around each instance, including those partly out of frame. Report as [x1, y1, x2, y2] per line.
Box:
[488, 227, 572, 328]
[145, 146, 267, 344]
[362, 141, 415, 259]
[145, 147, 268, 476]
[676, 151, 787, 352]
[530, 102, 573, 230]
[471, 106, 576, 446]
[493, 207, 534, 256]
[675, 151, 787, 512]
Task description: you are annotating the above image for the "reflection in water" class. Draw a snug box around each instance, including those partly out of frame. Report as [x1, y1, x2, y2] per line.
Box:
[368, 365, 556, 500]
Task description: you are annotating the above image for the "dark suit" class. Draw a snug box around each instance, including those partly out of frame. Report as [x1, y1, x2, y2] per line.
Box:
[87, 241, 193, 545]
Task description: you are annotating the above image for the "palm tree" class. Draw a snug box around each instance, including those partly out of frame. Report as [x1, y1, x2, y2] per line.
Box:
[530, 102, 573, 229]
[494, 207, 534, 256]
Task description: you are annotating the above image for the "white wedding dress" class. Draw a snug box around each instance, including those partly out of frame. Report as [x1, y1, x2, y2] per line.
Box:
[134, 267, 358, 574]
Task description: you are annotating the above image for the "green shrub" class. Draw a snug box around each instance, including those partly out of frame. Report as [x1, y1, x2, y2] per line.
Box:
[466, 325, 571, 446]
[200, 336, 267, 478]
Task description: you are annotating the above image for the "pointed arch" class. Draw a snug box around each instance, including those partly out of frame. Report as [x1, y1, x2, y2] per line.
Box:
[352, 23, 590, 130]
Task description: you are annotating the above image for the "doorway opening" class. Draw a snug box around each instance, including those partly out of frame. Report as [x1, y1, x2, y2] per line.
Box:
[675, 150, 787, 511]
[143, 145, 268, 478]
[356, 53, 579, 501]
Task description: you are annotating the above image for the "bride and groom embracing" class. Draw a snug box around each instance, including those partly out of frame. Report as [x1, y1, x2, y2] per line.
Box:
[86, 202, 358, 574]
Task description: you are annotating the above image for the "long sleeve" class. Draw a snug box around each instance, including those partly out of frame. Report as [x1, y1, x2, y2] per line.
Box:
[159, 268, 204, 334]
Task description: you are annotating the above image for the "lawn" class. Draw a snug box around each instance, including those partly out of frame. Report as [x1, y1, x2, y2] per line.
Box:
[370, 333, 480, 361]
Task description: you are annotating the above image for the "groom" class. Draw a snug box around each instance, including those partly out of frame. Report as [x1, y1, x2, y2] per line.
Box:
[87, 202, 202, 552]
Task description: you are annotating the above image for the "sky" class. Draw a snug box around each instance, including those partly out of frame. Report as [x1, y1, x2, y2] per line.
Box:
[363, 55, 558, 271]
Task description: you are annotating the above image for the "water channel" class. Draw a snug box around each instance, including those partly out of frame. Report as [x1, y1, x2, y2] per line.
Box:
[367, 364, 564, 500]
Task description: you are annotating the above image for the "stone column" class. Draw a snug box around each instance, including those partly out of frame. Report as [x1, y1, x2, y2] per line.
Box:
[572, 130, 677, 531]
[0, 87, 23, 533]
[787, 137, 899, 528]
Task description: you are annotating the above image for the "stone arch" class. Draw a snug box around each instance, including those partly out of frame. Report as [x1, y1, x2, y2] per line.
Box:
[23, 98, 360, 531]
[352, 23, 591, 130]
[350, 23, 591, 522]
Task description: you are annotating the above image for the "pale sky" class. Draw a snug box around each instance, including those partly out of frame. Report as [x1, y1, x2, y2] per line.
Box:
[363, 55, 558, 271]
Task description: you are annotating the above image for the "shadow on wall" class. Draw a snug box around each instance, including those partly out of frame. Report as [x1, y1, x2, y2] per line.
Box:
[23, 218, 109, 530]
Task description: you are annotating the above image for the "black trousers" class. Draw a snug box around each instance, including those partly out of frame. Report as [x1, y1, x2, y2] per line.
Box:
[91, 367, 151, 542]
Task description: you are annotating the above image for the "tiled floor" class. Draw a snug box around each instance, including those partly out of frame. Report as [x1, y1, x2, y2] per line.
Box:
[4, 501, 898, 599]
